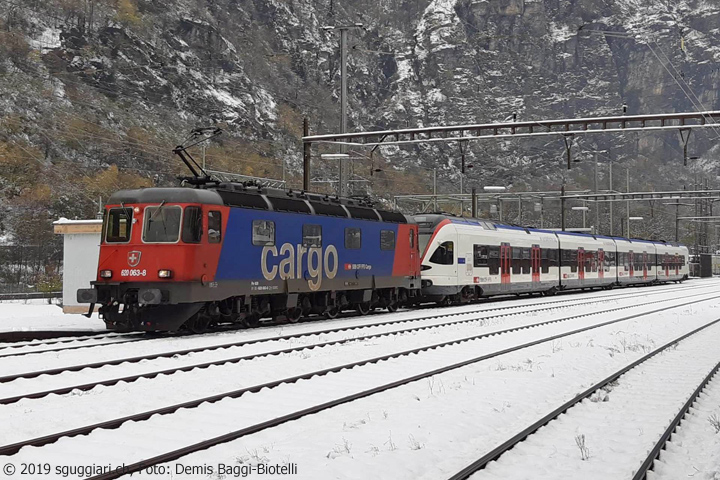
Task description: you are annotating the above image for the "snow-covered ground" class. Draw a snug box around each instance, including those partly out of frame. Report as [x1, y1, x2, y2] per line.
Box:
[0, 299, 103, 332]
[0, 280, 720, 479]
[0, 279, 718, 480]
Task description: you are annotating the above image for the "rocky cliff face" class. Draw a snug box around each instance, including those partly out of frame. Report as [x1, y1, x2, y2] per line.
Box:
[1, 0, 720, 244]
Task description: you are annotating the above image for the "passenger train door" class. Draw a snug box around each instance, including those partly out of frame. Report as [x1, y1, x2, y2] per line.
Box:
[531, 245, 540, 283]
[675, 254, 679, 276]
[629, 250, 634, 277]
[598, 249, 604, 279]
[577, 248, 585, 281]
[642, 251, 648, 280]
[664, 253, 669, 277]
[500, 243, 511, 284]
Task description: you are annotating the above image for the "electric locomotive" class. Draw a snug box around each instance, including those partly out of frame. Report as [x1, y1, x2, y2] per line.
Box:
[77, 184, 421, 332]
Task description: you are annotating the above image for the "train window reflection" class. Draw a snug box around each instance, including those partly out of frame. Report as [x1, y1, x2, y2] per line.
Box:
[429, 241, 454, 265]
[143, 206, 182, 243]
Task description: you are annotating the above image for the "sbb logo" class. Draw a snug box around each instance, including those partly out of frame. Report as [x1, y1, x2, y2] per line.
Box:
[261, 243, 339, 291]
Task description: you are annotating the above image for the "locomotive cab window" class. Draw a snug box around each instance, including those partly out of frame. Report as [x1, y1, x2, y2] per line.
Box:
[182, 206, 203, 244]
[429, 241, 454, 265]
[252, 220, 275, 246]
[380, 230, 395, 251]
[345, 228, 362, 249]
[143, 205, 182, 243]
[208, 211, 222, 243]
[302, 224, 322, 248]
[105, 207, 133, 243]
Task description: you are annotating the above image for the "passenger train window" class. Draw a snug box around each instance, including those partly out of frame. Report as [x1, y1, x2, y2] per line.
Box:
[345, 228, 362, 249]
[252, 220, 275, 246]
[521, 248, 531, 274]
[208, 211, 222, 243]
[143, 205, 182, 243]
[380, 230, 395, 251]
[541, 249, 549, 273]
[182, 207, 203, 243]
[429, 241, 454, 265]
[473, 245, 488, 267]
[512, 248, 522, 274]
[302, 224, 322, 248]
[488, 246, 500, 275]
[105, 207, 133, 243]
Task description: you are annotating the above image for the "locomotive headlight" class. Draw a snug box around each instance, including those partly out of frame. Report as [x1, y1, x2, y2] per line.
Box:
[100, 270, 113, 278]
[158, 269, 173, 278]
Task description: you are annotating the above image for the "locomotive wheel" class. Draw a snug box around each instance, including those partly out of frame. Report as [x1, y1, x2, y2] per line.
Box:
[324, 306, 340, 319]
[243, 314, 260, 328]
[287, 307, 302, 323]
[356, 303, 371, 315]
[187, 314, 211, 334]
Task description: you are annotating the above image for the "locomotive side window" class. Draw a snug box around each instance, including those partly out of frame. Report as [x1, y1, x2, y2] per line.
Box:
[380, 230, 395, 251]
[105, 208, 133, 243]
[252, 220, 275, 246]
[143, 205, 182, 243]
[409, 230, 415, 250]
[473, 245, 488, 267]
[182, 207, 203, 244]
[429, 241, 454, 265]
[303, 224, 322, 248]
[208, 211, 222, 243]
[345, 228, 362, 249]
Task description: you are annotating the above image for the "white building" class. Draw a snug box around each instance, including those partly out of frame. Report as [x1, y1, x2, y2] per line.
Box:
[53, 218, 102, 314]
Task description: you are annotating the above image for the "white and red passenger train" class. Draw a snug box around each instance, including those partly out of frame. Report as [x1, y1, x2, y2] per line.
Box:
[416, 215, 689, 303]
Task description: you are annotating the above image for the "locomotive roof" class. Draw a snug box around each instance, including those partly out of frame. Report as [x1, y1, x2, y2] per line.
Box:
[107, 186, 410, 223]
[107, 188, 224, 205]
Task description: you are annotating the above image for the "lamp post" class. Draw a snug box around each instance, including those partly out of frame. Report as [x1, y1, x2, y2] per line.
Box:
[322, 23, 364, 197]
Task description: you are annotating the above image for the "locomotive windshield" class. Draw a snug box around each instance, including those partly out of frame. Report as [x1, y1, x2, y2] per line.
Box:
[143, 205, 182, 243]
[105, 207, 133, 243]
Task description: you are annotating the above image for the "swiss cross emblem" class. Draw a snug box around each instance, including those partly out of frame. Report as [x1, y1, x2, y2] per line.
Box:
[128, 251, 142, 267]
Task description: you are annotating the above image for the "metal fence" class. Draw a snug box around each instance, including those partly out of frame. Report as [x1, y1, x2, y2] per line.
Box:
[0, 242, 63, 294]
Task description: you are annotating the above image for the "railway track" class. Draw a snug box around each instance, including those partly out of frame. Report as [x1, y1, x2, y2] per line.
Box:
[1, 290, 716, 478]
[0, 282, 698, 360]
[0, 281, 702, 371]
[446, 317, 720, 479]
[0, 284, 711, 406]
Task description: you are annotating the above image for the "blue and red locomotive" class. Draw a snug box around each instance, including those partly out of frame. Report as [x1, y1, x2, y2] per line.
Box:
[77, 184, 421, 332]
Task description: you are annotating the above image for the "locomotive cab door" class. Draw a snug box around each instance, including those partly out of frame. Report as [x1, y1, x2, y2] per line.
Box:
[500, 243, 511, 284]
[577, 248, 585, 281]
[598, 249, 605, 279]
[531, 245, 540, 283]
[409, 228, 418, 276]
